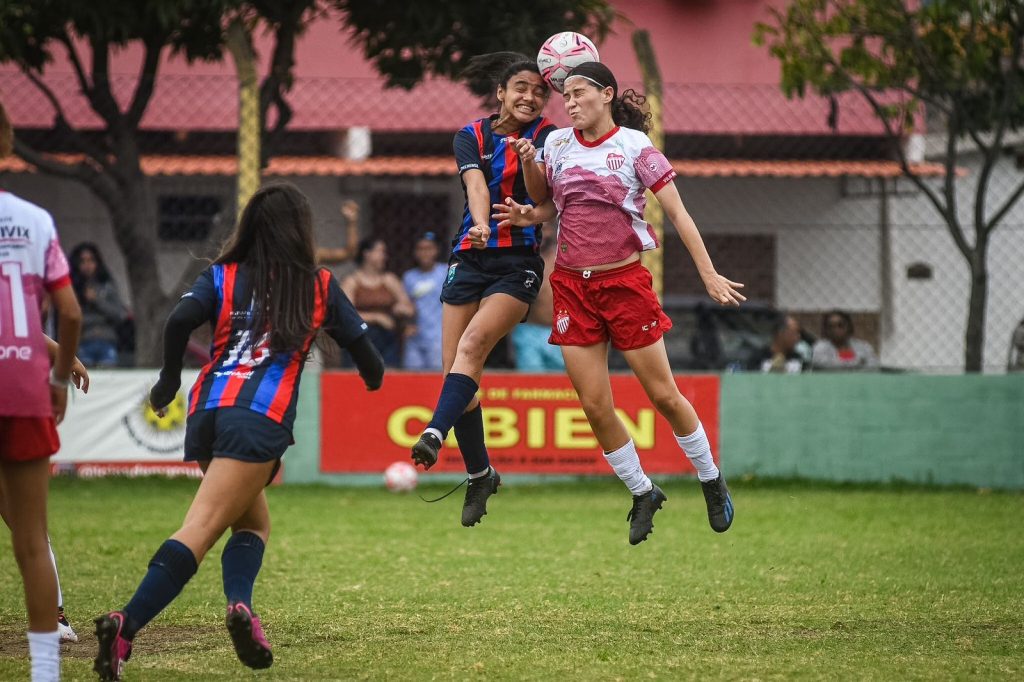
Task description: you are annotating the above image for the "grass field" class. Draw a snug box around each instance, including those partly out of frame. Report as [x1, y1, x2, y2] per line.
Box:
[1, 477, 1022, 680]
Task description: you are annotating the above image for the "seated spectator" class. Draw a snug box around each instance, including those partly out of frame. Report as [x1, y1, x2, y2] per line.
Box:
[1008, 316, 1024, 372]
[512, 236, 564, 372]
[316, 200, 361, 266]
[753, 314, 805, 373]
[342, 238, 414, 367]
[69, 242, 128, 367]
[811, 310, 879, 371]
[402, 232, 447, 370]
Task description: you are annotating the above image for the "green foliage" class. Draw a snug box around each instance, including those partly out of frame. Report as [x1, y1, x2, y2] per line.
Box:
[754, 0, 1024, 134]
[333, 0, 615, 88]
[1, 478, 1021, 678]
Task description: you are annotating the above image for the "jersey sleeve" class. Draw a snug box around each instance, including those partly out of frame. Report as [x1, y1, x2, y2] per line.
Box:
[323, 273, 369, 348]
[533, 123, 557, 160]
[454, 128, 482, 176]
[42, 216, 71, 292]
[180, 267, 219, 323]
[634, 144, 676, 193]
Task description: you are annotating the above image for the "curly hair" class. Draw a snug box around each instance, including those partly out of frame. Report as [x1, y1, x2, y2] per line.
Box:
[458, 51, 546, 103]
[612, 89, 652, 133]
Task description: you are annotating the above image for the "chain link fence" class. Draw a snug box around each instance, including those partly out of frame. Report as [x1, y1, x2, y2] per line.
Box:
[2, 71, 1023, 373]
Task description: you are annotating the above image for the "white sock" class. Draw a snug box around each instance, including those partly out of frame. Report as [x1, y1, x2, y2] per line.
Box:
[27, 630, 60, 682]
[676, 422, 720, 482]
[468, 467, 490, 479]
[603, 440, 652, 495]
[424, 427, 444, 443]
[47, 538, 63, 609]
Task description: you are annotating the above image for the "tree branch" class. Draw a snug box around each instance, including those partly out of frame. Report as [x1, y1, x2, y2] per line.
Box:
[12, 138, 121, 208]
[984, 176, 1024, 233]
[940, 111, 972, 260]
[88, 36, 122, 126]
[125, 39, 162, 129]
[57, 32, 93, 106]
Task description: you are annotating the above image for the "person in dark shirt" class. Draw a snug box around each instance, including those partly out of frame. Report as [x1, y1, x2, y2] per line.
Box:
[93, 183, 384, 680]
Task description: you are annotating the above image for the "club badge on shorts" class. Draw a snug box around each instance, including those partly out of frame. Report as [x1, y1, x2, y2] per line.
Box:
[445, 263, 458, 286]
[555, 310, 571, 335]
[606, 152, 625, 171]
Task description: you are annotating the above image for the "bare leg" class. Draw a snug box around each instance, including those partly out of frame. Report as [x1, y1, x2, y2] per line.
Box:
[0, 458, 58, 632]
[622, 338, 699, 435]
[448, 293, 529, 385]
[560, 343, 630, 451]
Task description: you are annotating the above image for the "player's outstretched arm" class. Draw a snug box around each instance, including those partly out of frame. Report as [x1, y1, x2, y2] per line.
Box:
[151, 297, 206, 414]
[492, 196, 556, 228]
[654, 182, 746, 307]
[511, 138, 549, 204]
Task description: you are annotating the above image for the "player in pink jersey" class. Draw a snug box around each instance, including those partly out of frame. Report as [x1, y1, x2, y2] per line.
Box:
[495, 62, 745, 545]
[0, 101, 83, 681]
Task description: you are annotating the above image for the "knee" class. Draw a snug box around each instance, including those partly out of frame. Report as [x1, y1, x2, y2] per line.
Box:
[10, 532, 48, 569]
[579, 394, 616, 425]
[457, 327, 494, 364]
[649, 389, 685, 418]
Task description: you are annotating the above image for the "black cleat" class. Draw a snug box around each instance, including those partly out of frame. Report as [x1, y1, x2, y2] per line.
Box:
[627, 484, 667, 545]
[411, 432, 442, 469]
[701, 475, 734, 532]
[462, 467, 501, 527]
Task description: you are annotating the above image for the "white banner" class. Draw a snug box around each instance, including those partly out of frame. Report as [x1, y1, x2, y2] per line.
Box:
[54, 369, 200, 468]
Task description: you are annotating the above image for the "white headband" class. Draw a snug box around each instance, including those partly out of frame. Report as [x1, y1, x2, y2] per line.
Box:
[563, 74, 608, 89]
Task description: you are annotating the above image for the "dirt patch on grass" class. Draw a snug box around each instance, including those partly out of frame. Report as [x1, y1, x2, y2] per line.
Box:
[0, 625, 221, 660]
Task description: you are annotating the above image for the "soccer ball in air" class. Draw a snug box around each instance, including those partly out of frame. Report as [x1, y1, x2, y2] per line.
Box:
[384, 461, 419, 492]
[537, 31, 600, 93]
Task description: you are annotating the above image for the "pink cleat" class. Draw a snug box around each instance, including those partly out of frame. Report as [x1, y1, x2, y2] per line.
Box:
[226, 602, 273, 669]
[93, 611, 132, 681]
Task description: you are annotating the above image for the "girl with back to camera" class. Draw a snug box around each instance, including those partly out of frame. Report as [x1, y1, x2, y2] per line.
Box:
[408, 52, 555, 528]
[93, 183, 384, 681]
[496, 61, 745, 545]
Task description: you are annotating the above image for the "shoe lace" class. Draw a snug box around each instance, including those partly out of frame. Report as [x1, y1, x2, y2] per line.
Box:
[626, 495, 647, 523]
[418, 477, 468, 503]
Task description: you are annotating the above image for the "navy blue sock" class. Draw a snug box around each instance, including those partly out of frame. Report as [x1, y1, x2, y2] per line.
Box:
[122, 539, 198, 639]
[426, 373, 479, 438]
[221, 531, 266, 607]
[454, 404, 490, 475]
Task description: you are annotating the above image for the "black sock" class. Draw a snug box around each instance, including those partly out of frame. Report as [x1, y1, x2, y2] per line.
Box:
[454, 404, 489, 475]
[221, 531, 265, 608]
[122, 539, 198, 639]
[426, 373, 479, 438]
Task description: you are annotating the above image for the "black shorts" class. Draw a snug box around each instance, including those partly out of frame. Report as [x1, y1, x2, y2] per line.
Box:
[440, 246, 544, 305]
[184, 407, 292, 469]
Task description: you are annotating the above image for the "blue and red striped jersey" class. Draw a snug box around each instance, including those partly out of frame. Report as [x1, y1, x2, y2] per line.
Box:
[185, 263, 366, 431]
[453, 114, 555, 252]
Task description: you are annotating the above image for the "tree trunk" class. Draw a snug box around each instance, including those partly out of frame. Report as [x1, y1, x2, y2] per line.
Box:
[963, 242, 989, 372]
[103, 162, 173, 367]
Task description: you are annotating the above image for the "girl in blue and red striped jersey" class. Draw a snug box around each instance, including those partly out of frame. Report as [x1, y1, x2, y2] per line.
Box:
[93, 183, 384, 681]
[408, 52, 555, 528]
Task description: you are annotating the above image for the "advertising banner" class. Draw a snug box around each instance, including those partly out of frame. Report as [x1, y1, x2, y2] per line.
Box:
[53, 369, 202, 477]
[320, 372, 719, 474]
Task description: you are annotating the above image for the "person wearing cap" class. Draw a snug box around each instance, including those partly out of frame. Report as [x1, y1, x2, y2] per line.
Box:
[401, 232, 447, 370]
[496, 61, 745, 546]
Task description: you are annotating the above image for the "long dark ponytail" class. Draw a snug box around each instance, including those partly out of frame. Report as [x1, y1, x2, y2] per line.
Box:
[459, 51, 547, 103]
[215, 182, 321, 354]
[565, 62, 652, 133]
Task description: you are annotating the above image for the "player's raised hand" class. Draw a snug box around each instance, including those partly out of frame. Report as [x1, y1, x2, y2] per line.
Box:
[467, 224, 491, 249]
[510, 137, 537, 163]
[492, 197, 534, 229]
[702, 272, 746, 306]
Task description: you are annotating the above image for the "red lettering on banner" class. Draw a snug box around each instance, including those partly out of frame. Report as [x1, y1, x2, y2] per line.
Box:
[320, 373, 719, 474]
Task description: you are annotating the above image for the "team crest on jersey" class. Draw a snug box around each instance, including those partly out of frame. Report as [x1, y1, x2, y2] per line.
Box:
[606, 152, 625, 171]
[446, 263, 458, 286]
[555, 310, 571, 335]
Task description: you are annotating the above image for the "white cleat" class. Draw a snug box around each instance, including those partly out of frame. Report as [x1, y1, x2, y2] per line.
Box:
[57, 611, 79, 643]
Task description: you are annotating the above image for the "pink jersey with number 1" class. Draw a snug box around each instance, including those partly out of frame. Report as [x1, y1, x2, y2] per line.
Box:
[0, 191, 72, 417]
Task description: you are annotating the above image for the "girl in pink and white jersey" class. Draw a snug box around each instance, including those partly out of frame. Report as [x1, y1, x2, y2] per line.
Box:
[0, 101, 83, 681]
[495, 62, 745, 545]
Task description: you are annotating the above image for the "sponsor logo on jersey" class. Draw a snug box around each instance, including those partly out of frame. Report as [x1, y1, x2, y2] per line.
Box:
[606, 153, 625, 171]
[0, 345, 32, 361]
[556, 311, 570, 335]
[0, 225, 30, 240]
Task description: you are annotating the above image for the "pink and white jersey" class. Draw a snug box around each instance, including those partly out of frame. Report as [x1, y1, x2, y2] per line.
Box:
[0, 191, 71, 417]
[540, 126, 676, 268]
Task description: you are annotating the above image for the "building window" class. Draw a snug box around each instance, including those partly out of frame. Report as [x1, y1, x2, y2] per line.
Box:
[158, 195, 224, 242]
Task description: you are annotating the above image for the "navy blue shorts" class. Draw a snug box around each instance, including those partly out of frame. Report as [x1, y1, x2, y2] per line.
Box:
[184, 407, 292, 465]
[440, 246, 544, 306]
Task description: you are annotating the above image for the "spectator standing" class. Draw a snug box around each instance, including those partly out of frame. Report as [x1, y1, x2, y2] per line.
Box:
[512, 234, 564, 371]
[316, 200, 360, 267]
[811, 310, 879, 371]
[342, 238, 414, 367]
[402, 232, 447, 370]
[69, 242, 128, 367]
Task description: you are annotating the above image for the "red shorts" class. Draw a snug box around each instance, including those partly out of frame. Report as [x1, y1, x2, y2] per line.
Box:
[0, 416, 60, 463]
[549, 261, 673, 350]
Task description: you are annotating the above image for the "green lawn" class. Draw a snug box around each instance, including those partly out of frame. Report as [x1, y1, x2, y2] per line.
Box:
[1, 477, 1022, 680]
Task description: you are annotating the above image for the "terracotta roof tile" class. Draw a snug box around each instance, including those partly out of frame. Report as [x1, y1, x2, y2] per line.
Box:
[0, 154, 951, 179]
